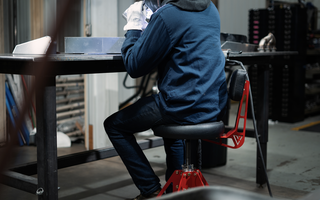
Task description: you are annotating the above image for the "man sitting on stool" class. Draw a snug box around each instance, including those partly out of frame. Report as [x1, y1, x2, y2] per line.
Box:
[104, 0, 228, 199]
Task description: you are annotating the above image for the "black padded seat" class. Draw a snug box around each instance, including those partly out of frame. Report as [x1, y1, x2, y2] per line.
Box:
[152, 121, 224, 140]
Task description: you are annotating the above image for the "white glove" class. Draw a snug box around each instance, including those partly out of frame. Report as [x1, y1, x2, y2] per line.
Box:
[123, 1, 148, 31]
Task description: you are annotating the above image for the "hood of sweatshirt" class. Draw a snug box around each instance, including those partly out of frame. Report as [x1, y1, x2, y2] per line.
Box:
[161, 0, 211, 11]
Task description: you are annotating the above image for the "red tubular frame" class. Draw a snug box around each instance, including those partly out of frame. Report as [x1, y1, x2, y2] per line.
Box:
[204, 80, 250, 149]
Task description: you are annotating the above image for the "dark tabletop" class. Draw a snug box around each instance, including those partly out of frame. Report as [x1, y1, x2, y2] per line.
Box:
[0, 51, 298, 76]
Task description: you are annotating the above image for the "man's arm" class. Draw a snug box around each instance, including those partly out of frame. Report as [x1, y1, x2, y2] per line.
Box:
[121, 14, 172, 78]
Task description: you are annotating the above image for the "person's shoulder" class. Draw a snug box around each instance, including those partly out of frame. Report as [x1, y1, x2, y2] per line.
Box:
[153, 4, 176, 16]
[148, 4, 175, 24]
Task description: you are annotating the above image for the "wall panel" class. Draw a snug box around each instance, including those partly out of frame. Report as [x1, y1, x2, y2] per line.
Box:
[219, 0, 266, 38]
[30, 0, 44, 40]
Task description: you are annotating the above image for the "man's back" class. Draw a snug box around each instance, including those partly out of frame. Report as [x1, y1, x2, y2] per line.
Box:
[122, 2, 228, 124]
[153, 3, 227, 124]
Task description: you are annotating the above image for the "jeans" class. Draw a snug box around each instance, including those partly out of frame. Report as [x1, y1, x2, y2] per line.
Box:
[104, 95, 185, 196]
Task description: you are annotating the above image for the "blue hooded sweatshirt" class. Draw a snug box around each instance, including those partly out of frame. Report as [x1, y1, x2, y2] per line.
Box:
[121, 1, 227, 124]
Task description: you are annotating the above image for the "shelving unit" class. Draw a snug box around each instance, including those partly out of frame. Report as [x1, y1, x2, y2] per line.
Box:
[56, 75, 85, 140]
[305, 50, 320, 116]
[248, 3, 307, 123]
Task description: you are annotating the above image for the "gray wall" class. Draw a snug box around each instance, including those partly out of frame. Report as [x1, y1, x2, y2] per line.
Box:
[86, 0, 135, 149]
[117, 0, 135, 105]
[219, 0, 266, 38]
[1, 0, 31, 53]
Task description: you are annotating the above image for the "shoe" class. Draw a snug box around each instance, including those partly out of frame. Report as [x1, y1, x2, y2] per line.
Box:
[132, 188, 161, 200]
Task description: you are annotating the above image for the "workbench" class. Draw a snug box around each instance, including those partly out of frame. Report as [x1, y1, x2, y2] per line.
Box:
[0, 51, 297, 200]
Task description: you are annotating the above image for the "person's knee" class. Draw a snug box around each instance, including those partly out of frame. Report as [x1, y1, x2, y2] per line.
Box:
[103, 115, 123, 139]
[103, 116, 113, 135]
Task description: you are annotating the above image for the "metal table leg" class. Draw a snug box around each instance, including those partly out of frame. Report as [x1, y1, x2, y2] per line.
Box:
[36, 75, 58, 200]
[255, 65, 269, 186]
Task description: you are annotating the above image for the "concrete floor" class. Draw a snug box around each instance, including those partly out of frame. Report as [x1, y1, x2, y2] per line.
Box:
[1, 103, 320, 200]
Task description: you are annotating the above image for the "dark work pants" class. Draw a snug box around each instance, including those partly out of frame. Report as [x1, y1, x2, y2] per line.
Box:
[104, 95, 184, 196]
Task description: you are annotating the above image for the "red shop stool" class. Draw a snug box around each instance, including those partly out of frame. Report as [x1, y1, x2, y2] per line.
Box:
[153, 69, 249, 197]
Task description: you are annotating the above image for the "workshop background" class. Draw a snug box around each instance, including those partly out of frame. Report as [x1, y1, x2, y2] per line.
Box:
[1, 0, 320, 200]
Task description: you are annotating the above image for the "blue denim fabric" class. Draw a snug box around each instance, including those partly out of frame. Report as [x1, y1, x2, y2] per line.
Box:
[122, 2, 227, 125]
[104, 95, 184, 196]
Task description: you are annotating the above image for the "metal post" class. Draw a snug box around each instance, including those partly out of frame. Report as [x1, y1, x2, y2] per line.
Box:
[185, 140, 190, 166]
[36, 75, 58, 200]
[256, 65, 269, 186]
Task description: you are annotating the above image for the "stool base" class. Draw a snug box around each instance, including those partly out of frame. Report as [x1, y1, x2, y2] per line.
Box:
[157, 169, 209, 197]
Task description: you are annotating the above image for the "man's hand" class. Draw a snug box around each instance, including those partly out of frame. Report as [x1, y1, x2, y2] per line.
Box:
[123, 1, 148, 31]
